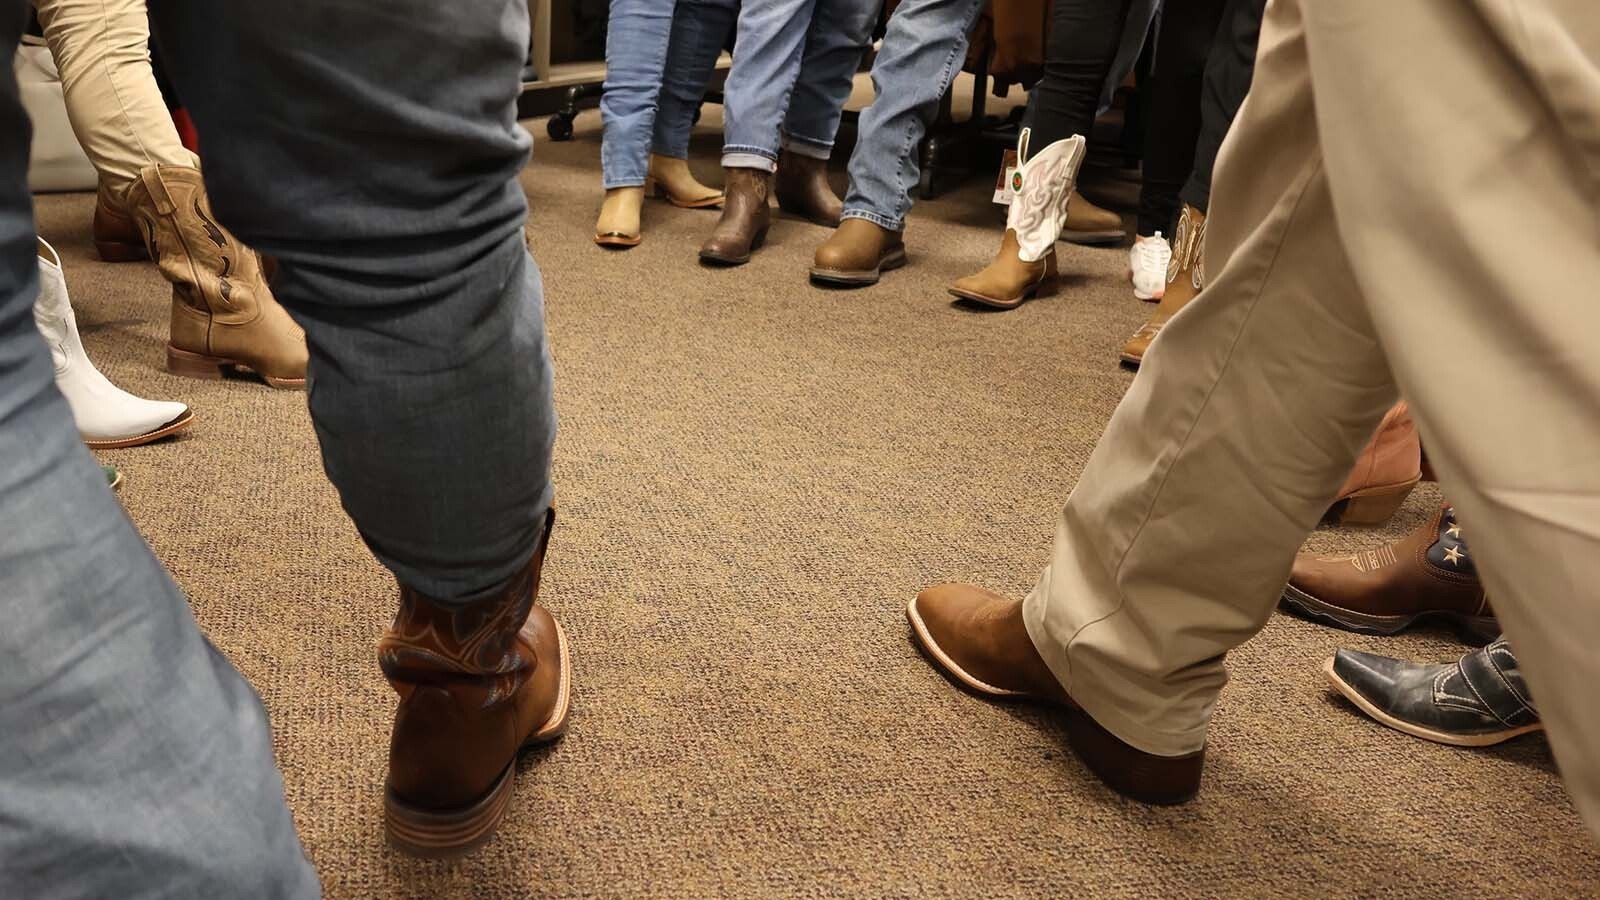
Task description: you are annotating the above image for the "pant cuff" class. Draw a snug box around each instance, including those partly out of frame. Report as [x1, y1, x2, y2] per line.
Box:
[781, 133, 834, 160]
[840, 208, 902, 232]
[1021, 587, 1210, 758]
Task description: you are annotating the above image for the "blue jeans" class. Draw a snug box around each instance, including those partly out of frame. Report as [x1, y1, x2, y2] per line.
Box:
[841, 0, 986, 231]
[721, 0, 880, 171]
[1, 0, 555, 892]
[601, 0, 735, 189]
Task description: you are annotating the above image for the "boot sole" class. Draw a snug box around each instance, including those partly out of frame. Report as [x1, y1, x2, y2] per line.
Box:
[594, 232, 642, 249]
[83, 409, 197, 450]
[906, 597, 1202, 806]
[948, 273, 1057, 311]
[698, 226, 769, 267]
[809, 247, 907, 287]
[1323, 658, 1543, 747]
[1279, 584, 1499, 645]
[384, 620, 573, 858]
[166, 344, 306, 391]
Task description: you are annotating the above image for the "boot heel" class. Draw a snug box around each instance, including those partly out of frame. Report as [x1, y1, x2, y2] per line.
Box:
[95, 238, 148, 263]
[385, 764, 516, 858]
[1328, 477, 1419, 526]
[165, 344, 229, 381]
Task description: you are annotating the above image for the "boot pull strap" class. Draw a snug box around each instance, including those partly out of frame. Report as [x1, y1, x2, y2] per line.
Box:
[140, 168, 179, 216]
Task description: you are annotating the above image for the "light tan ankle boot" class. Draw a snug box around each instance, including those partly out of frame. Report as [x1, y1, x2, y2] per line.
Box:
[126, 165, 307, 389]
[594, 186, 646, 248]
[647, 155, 722, 209]
[948, 128, 1084, 310]
[1121, 204, 1206, 367]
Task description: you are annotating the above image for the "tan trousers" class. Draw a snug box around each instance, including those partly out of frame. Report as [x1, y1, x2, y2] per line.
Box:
[33, 0, 195, 193]
[1023, 0, 1600, 833]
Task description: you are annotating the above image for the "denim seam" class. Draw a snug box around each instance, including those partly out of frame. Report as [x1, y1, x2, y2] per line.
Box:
[892, 4, 980, 225]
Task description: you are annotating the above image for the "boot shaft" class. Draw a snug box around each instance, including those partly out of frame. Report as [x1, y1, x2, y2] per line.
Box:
[1003, 129, 1086, 263]
[125, 165, 268, 328]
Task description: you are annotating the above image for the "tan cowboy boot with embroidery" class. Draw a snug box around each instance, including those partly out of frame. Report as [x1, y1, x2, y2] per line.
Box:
[949, 129, 1085, 310]
[1121, 203, 1206, 367]
[125, 165, 307, 389]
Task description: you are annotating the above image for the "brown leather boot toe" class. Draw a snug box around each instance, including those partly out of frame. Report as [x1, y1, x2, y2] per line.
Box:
[379, 508, 572, 857]
[775, 149, 843, 227]
[699, 167, 772, 266]
[810, 218, 906, 287]
[909, 583, 1204, 805]
[1282, 504, 1496, 643]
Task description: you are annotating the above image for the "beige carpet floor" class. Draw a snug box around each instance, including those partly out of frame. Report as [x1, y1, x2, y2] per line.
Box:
[30, 104, 1600, 897]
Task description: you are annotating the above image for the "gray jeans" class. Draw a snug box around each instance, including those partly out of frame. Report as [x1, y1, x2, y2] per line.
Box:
[0, 0, 556, 894]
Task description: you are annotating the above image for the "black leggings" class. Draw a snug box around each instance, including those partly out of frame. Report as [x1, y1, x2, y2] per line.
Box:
[1180, 0, 1266, 215]
[1020, 0, 1133, 152]
[1136, 0, 1227, 236]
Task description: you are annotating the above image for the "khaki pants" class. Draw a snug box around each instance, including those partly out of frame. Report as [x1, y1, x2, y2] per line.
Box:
[1023, 0, 1600, 833]
[34, 0, 195, 192]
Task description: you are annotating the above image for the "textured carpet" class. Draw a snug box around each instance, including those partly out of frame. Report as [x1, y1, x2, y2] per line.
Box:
[30, 104, 1600, 897]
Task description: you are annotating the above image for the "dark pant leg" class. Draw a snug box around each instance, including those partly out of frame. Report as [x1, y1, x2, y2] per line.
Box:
[1021, 0, 1134, 150]
[148, 0, 556, 603]
[1181, 0, 1266, 213]
[1137, 0, 1227, 236]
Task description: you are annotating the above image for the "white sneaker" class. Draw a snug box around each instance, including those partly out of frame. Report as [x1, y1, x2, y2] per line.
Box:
[1129, 231, 1173, 301]
[34, 238, 194, 448]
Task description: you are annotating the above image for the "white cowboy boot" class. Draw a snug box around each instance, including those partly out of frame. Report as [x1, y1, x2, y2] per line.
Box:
[34, 239, 194, 448]
[949, 128, 1086, 309]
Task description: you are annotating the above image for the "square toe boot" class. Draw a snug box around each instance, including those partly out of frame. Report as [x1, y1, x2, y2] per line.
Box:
[1324, 401, 1422, 525]
[948, 129, 1084, 310]
[775, 150, 844, 227]
[810, 218, 907, 287]
[699, 167, 772, 266]
[378, 508, 572, 857]
[1282, 504, 1497, 643]
[907, 583, 1204, 805]
[126, 165, 308, 390]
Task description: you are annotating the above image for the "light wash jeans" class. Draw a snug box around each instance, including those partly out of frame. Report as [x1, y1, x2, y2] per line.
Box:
[840, 0, 986, 231]
[1, 0, 556, 893]
[721, 0, 880, 171]
[600, 0, 735, 189]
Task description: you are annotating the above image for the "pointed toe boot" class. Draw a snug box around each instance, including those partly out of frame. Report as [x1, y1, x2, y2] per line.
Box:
[126, 165, 308, 390]
[699, 168, 772, 266]
[1282, 504, 1496, 642]
[379, 508, 572, 857]
[810, 218, 906, 287]
[908, 583, 1205, 805]
[949, 129, 1084, 310]
[1325, 638, 1540, 746]
[34, 239, 194, 449]
[775, 150, 843, 227]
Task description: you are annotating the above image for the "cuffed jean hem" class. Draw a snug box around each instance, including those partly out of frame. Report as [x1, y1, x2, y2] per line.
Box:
[782, 132, 834, 159]
[841, 208, 902, 231]
[602, 175, 649, 190]
[722, 145, 779, 171]
[647, 143, 690, 161]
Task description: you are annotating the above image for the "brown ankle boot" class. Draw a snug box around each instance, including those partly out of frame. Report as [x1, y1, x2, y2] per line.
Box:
[948, 127, 1083, 309]
[699, 167, 772, 266]
[92, 181, 149, 263]
[1061, 193, 1125, 246]
[909, 583, 1204, 805]
[774, 150, 843, 227]
[125, 166, 308, 389]
[810, 218, 906, 287]
[1282, 504, 1496, 643]
[948, 230, 1058, 309]
[379, 508, 572, 857]
[1325, 401, 1421, 525]
[1121, 204, 1205, 367]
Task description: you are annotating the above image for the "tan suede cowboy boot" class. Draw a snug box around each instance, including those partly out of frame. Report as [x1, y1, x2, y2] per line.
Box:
[125, 165, 307, 389]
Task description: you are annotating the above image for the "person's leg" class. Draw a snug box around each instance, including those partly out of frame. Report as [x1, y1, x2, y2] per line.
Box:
[32, 0, 196, 192]
[0, 8, 314, 894]
[1179, 0, 1264, 215]
[719, 0, 819, 172]
[778, 0, 878, 164]
[647, 0, 737, 207]
[1020, 0, 1134, 150]
[600, 0, 673, 190]
[1135, 0, 1226, 239]
[147, 0, 565, 852]
[1302, 0, 1600, 835]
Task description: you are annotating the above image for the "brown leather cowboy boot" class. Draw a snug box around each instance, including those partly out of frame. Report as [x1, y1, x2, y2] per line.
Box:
[92, 181, 149, 262]
[699, 167, 772, 266]
[774, 149, 843, 227]
[1282, 504, 1496, 644]
[1324, 401, 1421, 525]
[125, 165, 308, 389]
[908, 583, 1205, 805]
[378, 507, 572, 857]
[810, 218, 907, 287]
[1061, 193, 1126, 246]
[1121, 204, 1205, 367]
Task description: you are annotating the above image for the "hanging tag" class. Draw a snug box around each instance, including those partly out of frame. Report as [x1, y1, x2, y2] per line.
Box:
[993, 148, 1019, 206]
